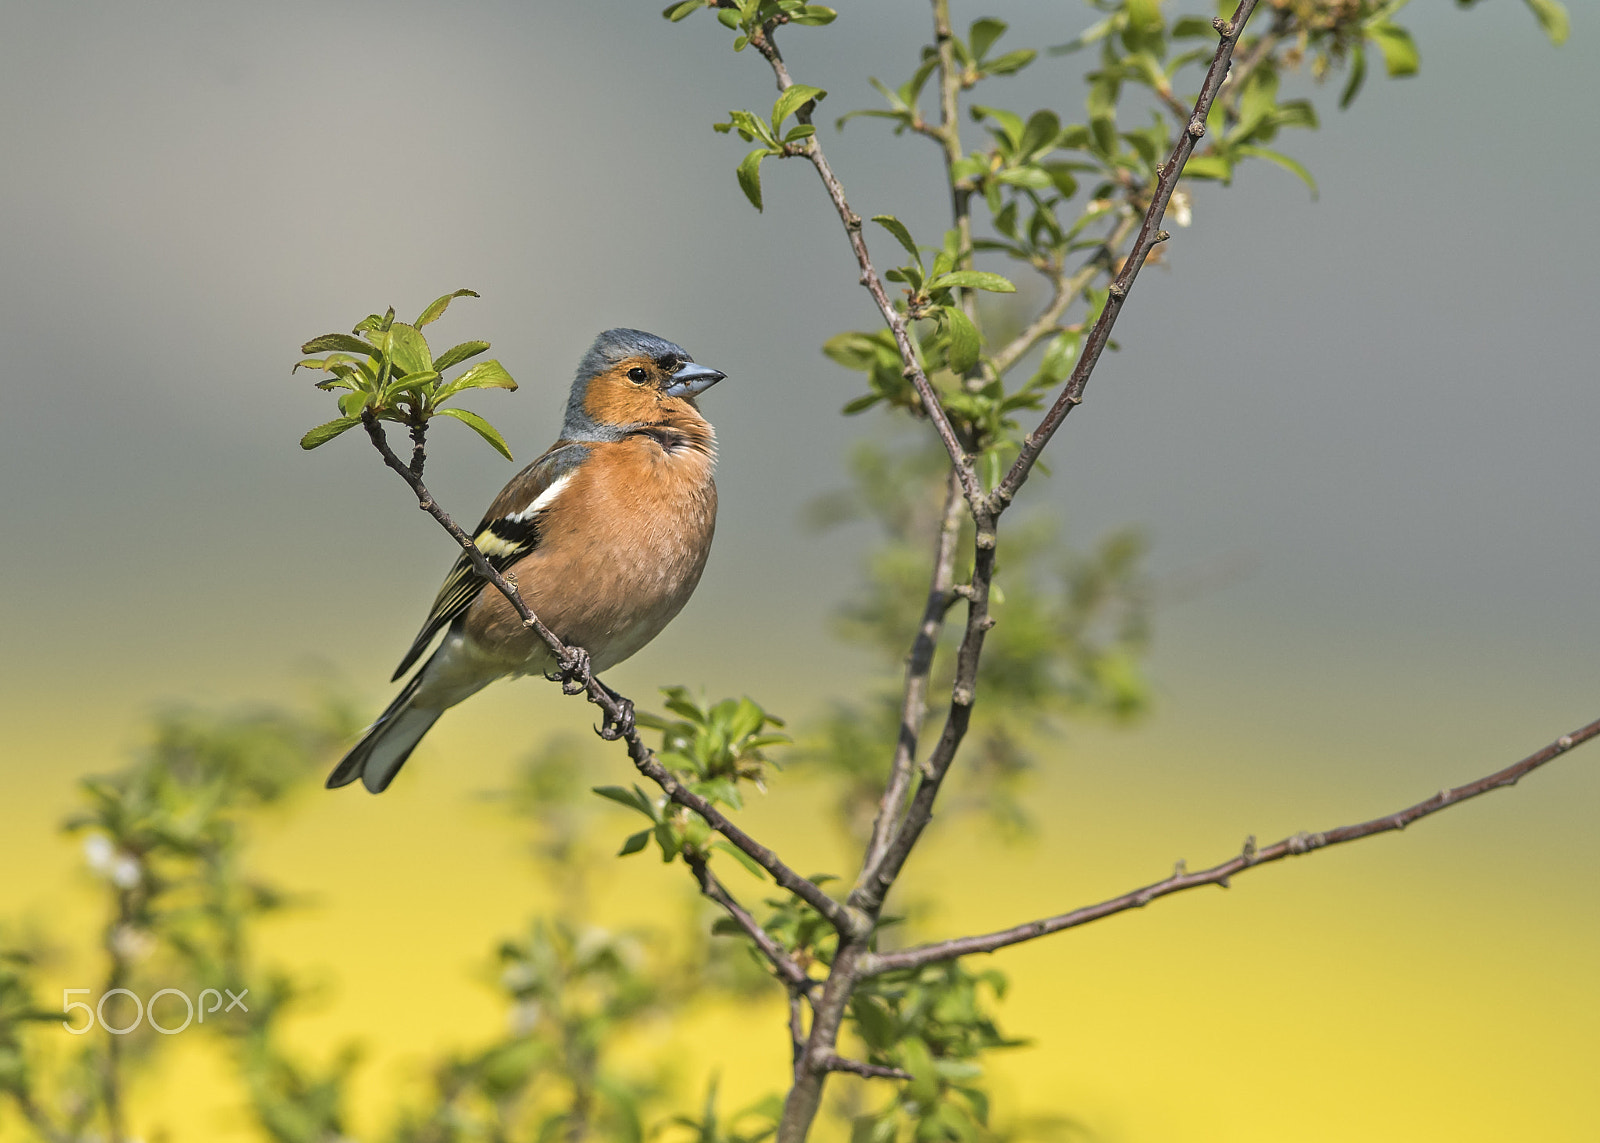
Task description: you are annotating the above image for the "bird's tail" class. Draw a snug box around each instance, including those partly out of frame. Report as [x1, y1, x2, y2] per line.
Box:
[326, 670, 442, 794]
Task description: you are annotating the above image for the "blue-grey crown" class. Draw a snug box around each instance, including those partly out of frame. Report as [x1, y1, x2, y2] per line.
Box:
[563, 328, 693, 441]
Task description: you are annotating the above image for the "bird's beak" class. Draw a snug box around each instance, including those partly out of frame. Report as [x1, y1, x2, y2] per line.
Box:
[664, 361, 726, 398]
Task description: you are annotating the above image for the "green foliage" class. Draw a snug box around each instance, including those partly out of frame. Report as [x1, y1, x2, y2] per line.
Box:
[804, 437, 1151, 848]
[295, 289, 518, 459]
[714, 86, 827, 211]
[598, 689, 789, 869]
[846, 963, 1023, 1143]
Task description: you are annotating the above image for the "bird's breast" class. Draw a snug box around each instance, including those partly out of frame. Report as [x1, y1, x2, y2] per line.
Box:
[464, 435, 717, 673]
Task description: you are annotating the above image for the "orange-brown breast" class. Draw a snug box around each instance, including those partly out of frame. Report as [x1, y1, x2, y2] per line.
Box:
[462, 430, 717, 673]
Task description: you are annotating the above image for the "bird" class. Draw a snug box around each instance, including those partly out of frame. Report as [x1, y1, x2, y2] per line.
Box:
[327, 328, 726, 794]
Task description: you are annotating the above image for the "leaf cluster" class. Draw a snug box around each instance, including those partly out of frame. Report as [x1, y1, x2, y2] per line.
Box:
[295, 289, 518, 459]
[597, 689, 789, 873]
[846, 963, 1023, 1143]
[714, 84, 827, 211]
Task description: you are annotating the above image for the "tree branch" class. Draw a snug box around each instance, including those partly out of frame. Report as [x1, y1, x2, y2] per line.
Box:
[850, 527, 997, 914]
[687, 855, 817, 996]
[745, 25, 986, 515]
[857, 470, 965, 886]
[821, 1055, 912, 1082]
[358, 415, 853, 934]
[864, 715, 1600, 974]
[991, 0, 1264, 514]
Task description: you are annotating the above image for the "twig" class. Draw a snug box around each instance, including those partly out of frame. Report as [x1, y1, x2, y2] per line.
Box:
[851, 526, 997, 914]
[864, 716, 1600, 974]
[688, 856, 817, 995]
[931, 0, 979, 344]
[987, 211, 1137, 378]
[789, 993, 806, 1082]
[991, 0, 1264, 513]
[821, 1055, 912, 1082]
[745, 25, 986, 515]
[358, 415, 853, 934]
[857, 471, 965, 884]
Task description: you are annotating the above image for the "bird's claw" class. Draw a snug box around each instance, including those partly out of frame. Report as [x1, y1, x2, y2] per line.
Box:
[552, 646, 592, 695]
[597, 697, 635, 742]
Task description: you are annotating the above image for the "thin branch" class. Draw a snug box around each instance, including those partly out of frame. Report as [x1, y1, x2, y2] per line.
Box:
[789, 993, 806, 1081]
[932, 0, 977, 334]
[821, 1055, 912, 1082]
[987, 211, 1138, 378]
[688, 856, 817, 996]
[359, 415, 854, 934]
[865, 715, 1600, 974]
[1218, 8, 1292, 118]
[745, 25, 986, 515]
[858, 470, 965, 884]
[851, 528, 997, 914]
[992, 0, 1264, 513]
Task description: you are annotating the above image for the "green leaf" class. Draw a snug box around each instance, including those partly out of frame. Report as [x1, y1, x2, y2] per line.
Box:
[1522, 0, 1569, 45]
[593, 785, 655, 817]
[713, 840, 768, 881]
[299, 416, 361, 450]
[900, 1036, 940, 1105]
[942, 306, 981, 375]
[1017, 110, 1061, 160]
[436, 358, 517, 402]
[736, 148, 766, 211]
[791, 6, 837, 26]
[822, 330, 888, 371]
[1182, 154, 1232, 182]
[385, 370, 440, 400]
[386, 322, 433, 375]
[301, 332, 375, 357]
[1235, 144, 1318, 198]
[983, 48, 1035, 76]
[928, 270, 1016, 293]
[618, 829, 652, 855]
[970, 104, 1024, 149]
[662, 0, 702, 20]
[1339, 43, 1368, 109]
[969, 18, 1007, 60]
[1126, 0, 1163, 35]
[1368, 23, 1419, 78]
[772, 84, 826, 131]
[433, 340, 491, 372]
[415, 288, 478, 328]
[433, 406, 513, 460]
[871, 215, 920, 264]
[1171, 15, 1215, 37]
[841, 393, 883, 414]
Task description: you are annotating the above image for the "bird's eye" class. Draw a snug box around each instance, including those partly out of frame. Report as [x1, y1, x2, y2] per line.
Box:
[627, 367, 649, 384]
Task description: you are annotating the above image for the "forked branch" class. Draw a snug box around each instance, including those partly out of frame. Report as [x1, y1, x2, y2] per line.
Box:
[866, 715, 1600, 974]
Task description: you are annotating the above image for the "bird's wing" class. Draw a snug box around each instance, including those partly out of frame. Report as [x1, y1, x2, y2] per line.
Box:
[391, 441, 589, 680]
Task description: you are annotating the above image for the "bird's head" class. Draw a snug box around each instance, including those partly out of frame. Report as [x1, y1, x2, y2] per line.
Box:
[562, 328, 725, 441]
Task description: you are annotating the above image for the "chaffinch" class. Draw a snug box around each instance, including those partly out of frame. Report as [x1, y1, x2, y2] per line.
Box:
[327, 328, 726, 794]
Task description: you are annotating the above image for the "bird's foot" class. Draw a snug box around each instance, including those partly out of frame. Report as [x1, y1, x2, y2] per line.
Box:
[597, 695, 635, 742]
[551, 645, 592, 696]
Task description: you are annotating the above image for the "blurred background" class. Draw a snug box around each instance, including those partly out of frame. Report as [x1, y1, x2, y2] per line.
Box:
[1, 1, 1596, 1140]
